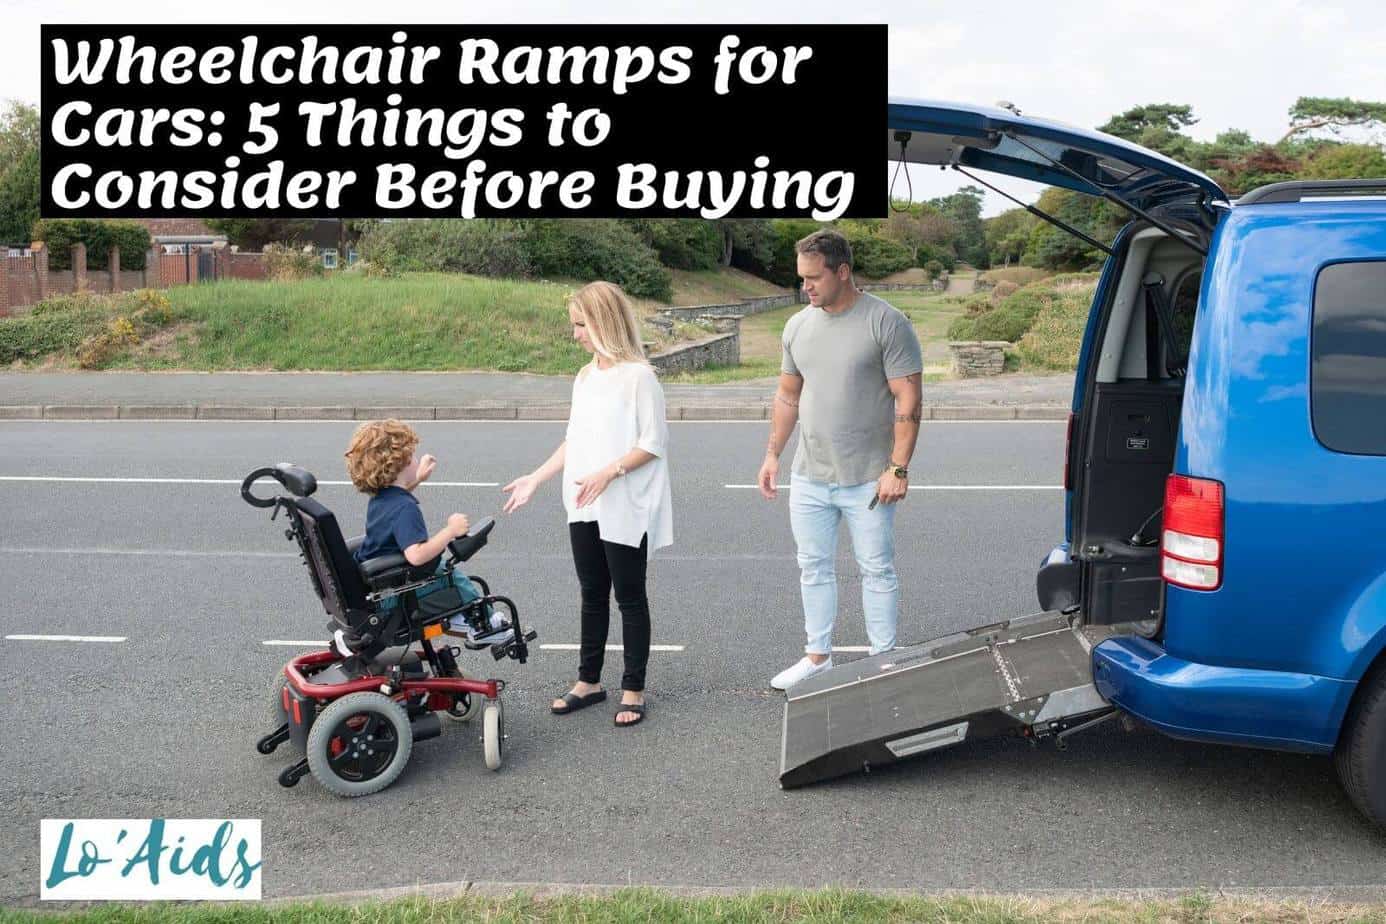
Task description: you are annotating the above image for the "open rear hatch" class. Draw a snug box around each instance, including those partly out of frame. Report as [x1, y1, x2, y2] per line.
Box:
[780, 612, 1148, 787]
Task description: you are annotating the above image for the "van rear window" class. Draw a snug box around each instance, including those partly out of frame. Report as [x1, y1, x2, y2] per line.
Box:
[1312, 261, 1386, 455]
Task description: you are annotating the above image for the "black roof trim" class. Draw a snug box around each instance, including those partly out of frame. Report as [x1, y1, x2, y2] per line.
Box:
[1238, 178, 1386, 205]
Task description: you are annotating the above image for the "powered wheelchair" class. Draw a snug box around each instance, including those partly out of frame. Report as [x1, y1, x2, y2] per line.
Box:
[243, 463, 537, 797]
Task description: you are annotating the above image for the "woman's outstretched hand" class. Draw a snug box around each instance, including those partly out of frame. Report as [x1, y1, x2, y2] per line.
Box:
[573, 466, 617, 509]
[502, 473, 539, 514]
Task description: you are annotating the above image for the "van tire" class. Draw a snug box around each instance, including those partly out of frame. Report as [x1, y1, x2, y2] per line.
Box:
[1334, 664, 1386, 828]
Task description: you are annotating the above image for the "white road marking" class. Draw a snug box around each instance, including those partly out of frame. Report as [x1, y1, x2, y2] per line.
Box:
[539, 643, 686, 652]
[0, 545, 297, 558]
[6, 634, 126, 643]
[831, 646, 872, 652]
[262, 640, 329, 647]
[0, 476, 498, 487]
[725, 484, 1062, 491]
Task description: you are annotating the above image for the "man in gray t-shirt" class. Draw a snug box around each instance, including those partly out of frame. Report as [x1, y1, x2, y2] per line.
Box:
[758, 230, 923, 691]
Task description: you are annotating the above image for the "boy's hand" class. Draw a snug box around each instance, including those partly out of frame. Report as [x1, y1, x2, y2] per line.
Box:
[415, 453, 437, 485]
[446, 513, 470, 537]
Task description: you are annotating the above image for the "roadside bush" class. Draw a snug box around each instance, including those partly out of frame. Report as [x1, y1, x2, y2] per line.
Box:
[359, 219, 532, 278]
[990, 280, 1020, 303]
[520, 220, 671, 301]
[950, 272, 1098, 357]
[924, 259, 946, 279]
[32, 218, 151, 270]
[0, 295, 107, 363]
[264, 243, 325, 281]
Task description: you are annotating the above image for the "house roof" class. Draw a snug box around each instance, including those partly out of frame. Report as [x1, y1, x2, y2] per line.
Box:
[132, 218, 228, 241]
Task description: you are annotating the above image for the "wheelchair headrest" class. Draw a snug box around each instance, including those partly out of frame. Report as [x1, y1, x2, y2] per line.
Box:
[240, 463, 318, 508]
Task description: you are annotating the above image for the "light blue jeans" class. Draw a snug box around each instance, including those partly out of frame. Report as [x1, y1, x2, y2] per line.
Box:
[788, 473, 900, 656]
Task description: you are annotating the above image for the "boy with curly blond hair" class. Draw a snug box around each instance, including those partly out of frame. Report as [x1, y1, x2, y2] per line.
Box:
[345, 419, 512, 647]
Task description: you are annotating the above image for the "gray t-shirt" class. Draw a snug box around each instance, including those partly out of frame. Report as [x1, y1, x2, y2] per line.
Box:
[782, 292, 923, 486]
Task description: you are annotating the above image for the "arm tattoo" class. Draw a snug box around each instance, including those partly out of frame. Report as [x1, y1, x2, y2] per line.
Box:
[775, 392, 800, 408]
[895, 411, 922, 423]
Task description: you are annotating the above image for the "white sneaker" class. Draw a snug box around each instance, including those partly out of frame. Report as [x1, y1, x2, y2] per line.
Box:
[770, 655, 833, 691]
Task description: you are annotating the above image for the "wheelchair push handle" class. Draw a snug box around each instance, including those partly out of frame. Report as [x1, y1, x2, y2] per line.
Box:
[448, 516, 496, 562]
[241, 463, 319, 508]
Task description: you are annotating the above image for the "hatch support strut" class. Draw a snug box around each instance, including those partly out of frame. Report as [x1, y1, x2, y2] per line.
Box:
[1005, 133, 1208, 258]
[951, 164, 1114, 256]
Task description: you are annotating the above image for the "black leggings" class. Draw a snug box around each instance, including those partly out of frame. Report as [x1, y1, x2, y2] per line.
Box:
[569, 522, 650, 692]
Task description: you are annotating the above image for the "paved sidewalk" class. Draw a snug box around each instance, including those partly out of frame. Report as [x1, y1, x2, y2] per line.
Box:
[0, 371, 1074, 421]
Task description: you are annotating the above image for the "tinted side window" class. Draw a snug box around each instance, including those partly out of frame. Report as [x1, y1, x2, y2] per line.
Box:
[1312, 261, 1386, 455]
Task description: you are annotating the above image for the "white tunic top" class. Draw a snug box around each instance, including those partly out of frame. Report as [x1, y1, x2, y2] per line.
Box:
[563, 360, 674, 559]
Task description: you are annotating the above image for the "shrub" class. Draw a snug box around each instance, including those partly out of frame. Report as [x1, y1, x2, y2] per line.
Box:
[845, 232, 913, 278]
[32, 218, 151, 270]
[264, 242, 325, 281]
[0, 293, 108, 363]
[627, 219, 724, 271]
[520, 220, 671, 300]
[924, 259, 946, 279]
[359, 219, 532, 278]
[978, 266, 1048, 288]
[990, 280, 1020, 303]
[1017, 276, 1098, 370]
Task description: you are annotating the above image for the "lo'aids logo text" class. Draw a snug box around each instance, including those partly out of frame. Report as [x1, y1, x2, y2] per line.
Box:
[41, 819, 262, 901]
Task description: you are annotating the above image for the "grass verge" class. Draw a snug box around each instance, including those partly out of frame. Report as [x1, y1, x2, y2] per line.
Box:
[6, 888, 1386, 923]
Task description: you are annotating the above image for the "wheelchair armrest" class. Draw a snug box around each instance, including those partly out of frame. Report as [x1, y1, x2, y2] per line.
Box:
[358, 553, 434, 591]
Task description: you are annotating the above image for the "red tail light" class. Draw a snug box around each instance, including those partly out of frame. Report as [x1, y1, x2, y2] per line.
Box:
[1161, 474, 1224, 591]
[1063, 412, 1076, 491]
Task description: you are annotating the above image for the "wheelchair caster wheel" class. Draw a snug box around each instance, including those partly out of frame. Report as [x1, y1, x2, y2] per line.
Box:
[306, 692, 413, 797]
[482, 700, 504, 771]
[257, 724, 290, 755]
[278, 759, 309, 788]
[444, 692, 482, 723]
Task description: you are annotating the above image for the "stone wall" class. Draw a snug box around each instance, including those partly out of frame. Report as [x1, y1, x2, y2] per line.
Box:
[658, 293, 797, 322]
[949, 340, 1009, 377]
[649, 332, 739, 374]
[857, 282, 940, 292]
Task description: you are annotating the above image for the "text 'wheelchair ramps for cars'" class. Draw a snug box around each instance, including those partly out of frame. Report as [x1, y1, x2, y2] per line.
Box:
[779, 612, 1132, 788]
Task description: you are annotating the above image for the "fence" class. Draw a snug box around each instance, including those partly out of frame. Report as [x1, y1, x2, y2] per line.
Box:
[0, 242, 270, 316]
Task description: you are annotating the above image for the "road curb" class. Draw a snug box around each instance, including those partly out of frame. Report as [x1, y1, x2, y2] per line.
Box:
[272, 879, 1386, 907]
[2, 404, 1069, 422]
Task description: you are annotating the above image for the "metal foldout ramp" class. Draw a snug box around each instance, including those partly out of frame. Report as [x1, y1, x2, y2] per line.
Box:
[779, 611, 1125, 788]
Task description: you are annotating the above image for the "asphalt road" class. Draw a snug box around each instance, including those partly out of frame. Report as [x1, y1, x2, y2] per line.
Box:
[1, 419, 1382, 904]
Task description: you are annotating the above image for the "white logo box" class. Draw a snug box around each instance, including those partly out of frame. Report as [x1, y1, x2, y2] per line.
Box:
[40, 819, 262, 901]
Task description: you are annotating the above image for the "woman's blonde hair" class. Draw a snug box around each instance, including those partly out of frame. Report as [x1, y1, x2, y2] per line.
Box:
[569, 281, 648, 366]
[344, 418, 418, 494]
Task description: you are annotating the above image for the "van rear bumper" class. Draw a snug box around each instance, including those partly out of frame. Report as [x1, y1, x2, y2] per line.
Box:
[1092, 635, 1354, 753]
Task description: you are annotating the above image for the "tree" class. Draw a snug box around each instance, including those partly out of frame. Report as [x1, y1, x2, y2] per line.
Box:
[1299, 143, 1386, 180]
[1099, 103, 1198, 140]
[984, 207, 1035, 268]
[205, 218, 317, 250]
[929, 186, 987, 267]
[0, 100, 40, 242]
[1280, 97, 1386, 144]
[882, 204, 955, 264]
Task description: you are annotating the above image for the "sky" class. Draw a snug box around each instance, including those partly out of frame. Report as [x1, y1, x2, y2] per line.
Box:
[5, 0, 1384, 216]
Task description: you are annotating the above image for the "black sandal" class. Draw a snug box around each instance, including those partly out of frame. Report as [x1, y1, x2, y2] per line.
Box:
[551, 689, 607, 715]
[614, 702, 646, 727]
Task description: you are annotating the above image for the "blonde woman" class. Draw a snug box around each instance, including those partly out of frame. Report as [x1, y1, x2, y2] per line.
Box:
[502, 281, 673, 728]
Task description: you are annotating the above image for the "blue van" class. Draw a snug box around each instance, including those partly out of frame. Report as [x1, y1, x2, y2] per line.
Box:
[779, 98, 1386, 829]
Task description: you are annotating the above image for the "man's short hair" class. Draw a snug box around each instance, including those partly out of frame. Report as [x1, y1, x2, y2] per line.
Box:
[795, 229, 853, 273]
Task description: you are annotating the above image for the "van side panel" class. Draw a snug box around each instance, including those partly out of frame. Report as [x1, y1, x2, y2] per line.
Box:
[1165, 201, 1386, 747]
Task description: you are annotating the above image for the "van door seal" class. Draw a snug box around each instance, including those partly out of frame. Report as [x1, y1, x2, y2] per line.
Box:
[952, 164, 1114, 256]
[1004, 133, 1209, 258]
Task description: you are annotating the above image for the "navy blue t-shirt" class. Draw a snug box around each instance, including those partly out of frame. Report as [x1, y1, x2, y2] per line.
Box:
[354, 485, 431, 564]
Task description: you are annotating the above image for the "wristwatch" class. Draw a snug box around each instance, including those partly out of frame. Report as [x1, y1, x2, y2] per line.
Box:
[615, 463, 627, 478]
[889, 463, 909, 479]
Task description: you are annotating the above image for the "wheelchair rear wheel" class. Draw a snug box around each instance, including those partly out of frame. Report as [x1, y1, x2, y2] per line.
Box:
[483, 700, 504, 771]
[307, 692, 414, 796]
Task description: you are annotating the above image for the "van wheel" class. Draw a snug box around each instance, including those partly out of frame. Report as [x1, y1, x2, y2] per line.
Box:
[1334, 665, 1386, 828]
